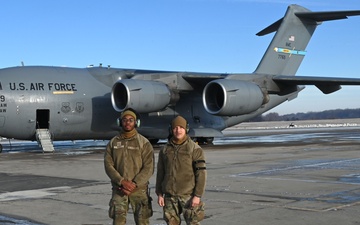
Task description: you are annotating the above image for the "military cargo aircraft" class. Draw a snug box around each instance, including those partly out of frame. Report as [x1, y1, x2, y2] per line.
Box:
[1, 4, 360, 152]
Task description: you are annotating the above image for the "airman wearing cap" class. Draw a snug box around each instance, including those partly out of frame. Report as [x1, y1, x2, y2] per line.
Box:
[120, 109, 138, 134]
[156, 115, 207, 225]
[104, 108, 154, 225]
[170, 115, 188, 144]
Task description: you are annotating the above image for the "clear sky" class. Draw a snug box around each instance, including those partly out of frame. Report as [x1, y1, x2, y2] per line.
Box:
[1, 0, 360, 115]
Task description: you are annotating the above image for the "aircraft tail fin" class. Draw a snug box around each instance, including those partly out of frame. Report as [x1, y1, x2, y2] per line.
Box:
[254, 4, 360, 75]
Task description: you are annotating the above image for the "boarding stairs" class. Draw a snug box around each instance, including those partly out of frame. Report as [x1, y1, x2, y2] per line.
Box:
[36, 129, 54, 152]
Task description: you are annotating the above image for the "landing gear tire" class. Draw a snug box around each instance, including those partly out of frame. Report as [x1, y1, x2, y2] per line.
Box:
[205, 137, 214, 144]
[0, 144, 2, 153]
[149, 139, 159, 145]
[192, 137, 214, 145]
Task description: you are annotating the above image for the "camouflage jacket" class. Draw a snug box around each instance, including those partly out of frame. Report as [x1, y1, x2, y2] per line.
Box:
[104, 132, 154, 188]
[156, 136, 207, 197]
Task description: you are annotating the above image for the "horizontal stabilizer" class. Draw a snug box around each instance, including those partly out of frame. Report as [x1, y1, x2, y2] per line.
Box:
[257, 8, 360, 36]
[256, 18, 283, 36]
[296, 10, 360, 21]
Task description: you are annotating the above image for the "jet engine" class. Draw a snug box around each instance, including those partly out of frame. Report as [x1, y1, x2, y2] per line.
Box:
[202, 79, 266, 116]
[111, 79, 174, 113]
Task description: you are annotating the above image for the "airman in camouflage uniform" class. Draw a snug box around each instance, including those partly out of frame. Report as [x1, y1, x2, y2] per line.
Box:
[156, 116, 207, 225]
[104, 108, 154, 225]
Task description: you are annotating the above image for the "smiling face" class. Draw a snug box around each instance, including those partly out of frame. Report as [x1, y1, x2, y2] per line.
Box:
[121, 115, 136, 132]
[172, 125, 186, 141]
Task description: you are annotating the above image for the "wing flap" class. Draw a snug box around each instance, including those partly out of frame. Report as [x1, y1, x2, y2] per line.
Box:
[273, 75, 360, 94]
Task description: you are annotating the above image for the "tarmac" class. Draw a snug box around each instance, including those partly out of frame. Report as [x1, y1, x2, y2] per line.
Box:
[1, 120, 360, 225]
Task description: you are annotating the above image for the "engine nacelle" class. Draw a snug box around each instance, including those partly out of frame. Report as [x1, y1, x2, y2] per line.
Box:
[202, 79, 265, 116]
[111, 79, 173, 113]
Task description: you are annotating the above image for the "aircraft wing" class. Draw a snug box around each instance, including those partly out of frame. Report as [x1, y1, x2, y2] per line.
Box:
[273, 75, 360, 94]
[181, 73, 228, 88]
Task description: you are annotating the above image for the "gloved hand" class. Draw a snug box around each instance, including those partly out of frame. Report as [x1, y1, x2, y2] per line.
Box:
[120, 180, 136, 195]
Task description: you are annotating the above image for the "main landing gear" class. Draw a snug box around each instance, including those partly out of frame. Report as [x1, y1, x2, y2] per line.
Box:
[192, 137, 214, 145]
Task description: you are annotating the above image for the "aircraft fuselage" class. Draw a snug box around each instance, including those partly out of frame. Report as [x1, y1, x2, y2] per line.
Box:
[0, 66, 232, 142]
[0, 66, 120, 141]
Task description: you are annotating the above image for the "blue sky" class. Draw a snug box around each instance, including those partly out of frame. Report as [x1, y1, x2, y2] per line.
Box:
[1, 0, 360, 115]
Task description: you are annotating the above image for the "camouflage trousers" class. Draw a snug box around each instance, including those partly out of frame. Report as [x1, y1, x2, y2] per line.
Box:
[163, 195, 205, 225]
[108, 187, 153, 225]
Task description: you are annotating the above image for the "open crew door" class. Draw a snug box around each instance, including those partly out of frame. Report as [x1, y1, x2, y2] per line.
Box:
[35, 109, 54, 152]
[36, 109, 50, 129]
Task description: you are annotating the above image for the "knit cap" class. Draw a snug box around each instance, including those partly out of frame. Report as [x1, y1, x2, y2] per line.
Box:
[121, 109, 137, 120]
[171, 116, 187, 129]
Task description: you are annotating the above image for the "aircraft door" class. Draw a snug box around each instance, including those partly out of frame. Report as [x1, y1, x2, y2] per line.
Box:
[36, 109, 50, 129]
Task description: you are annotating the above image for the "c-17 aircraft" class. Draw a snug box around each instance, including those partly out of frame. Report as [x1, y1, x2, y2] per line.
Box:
[1, 4, 360, 152]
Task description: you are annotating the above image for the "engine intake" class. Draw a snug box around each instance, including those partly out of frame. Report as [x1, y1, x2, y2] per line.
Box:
[111, 79, 173, 113]
[203, 79, 265, 116]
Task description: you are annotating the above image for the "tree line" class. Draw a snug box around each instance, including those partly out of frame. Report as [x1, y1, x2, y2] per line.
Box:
[250, 108, 360, 122]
